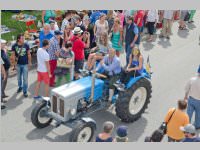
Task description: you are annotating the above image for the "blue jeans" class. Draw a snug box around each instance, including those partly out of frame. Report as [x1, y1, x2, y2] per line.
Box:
[17, 64, 28, 93]
[125, 44, 132, 66]
[187, 96, 200, 129]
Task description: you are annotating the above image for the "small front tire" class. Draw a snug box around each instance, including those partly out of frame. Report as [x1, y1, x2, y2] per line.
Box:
[31, 101, 52, 128]
[70, 120, 96, 142]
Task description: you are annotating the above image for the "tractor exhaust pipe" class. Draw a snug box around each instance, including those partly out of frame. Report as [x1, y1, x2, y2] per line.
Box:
[90, 63, 96, 103]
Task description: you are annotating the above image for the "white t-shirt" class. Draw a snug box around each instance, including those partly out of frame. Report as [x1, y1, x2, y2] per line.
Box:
[185, 76, 200, 100]
[37, 48, 50, 72]
[95, 20, 108, 37]
[147, 10, 159, 22]
[163, 10, 174, 20]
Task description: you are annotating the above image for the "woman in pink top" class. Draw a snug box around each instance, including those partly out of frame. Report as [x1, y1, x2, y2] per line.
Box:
[116, 10, 125, 28]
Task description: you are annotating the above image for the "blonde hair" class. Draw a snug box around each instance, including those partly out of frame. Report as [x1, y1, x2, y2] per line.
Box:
[107, 10, 114, 19]
[99, 32, 108, 47]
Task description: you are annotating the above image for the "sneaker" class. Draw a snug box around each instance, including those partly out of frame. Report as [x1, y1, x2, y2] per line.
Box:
[23, 93, 28, 98]
[114, 83, 125, 91]
[3, 95, 9, 98]
[17, 88, 22, 93]
[1, 104, 6, 110]
[33, 96, 42, 100]
[2, 100, 7, 103]
[159, 35, 164, 38]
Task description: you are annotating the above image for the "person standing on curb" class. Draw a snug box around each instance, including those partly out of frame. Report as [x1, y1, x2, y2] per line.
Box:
[1, 58, 6, 109]
[184, 65, 200, 130]
[1, 39, 10, 99]
[159, 10, 175, 40]
[48, 30, 62, 87]
[34, 40, 51, 99]
[11, 34, 32, 97]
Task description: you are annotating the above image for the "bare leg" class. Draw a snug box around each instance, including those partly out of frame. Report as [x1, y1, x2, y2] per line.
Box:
[34, 82, 41, 96]
[44, 83, 49, 97]
[87, 53, 95, 70]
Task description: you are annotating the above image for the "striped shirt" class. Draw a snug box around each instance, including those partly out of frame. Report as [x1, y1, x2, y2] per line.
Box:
[47, 36, 60, 60]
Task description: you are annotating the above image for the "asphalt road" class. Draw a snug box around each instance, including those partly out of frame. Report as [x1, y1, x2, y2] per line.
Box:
[1, 12, 200, 142]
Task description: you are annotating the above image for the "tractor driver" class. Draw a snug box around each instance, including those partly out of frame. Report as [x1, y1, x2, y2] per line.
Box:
[96, 48, 121, 103]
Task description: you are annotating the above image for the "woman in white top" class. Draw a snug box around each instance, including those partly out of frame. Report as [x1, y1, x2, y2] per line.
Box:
[93, 13, 109, 43]
[87, 32, 112, 70]
[146, 10, 158, 42]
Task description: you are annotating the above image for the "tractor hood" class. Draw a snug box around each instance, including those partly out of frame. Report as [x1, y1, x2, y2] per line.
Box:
[51, 76, 104, 102]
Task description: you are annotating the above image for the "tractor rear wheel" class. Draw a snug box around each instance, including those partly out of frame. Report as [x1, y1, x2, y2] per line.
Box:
[116, 78, 152, 122]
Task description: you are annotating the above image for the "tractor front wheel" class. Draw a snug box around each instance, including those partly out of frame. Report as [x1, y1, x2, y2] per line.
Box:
[70, 120, 96, 142]
[31, 101, 52, 128]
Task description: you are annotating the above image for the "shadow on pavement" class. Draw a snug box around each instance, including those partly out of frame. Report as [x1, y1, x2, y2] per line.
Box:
[90, 109, 148, 142]
[157, 38, 172, 49]
[186, 22, 196, 30]
[26, 123, 72, 142]
[26, 125, 55, 140]
[177, 29, 189, 39]
[142, 41, 155, 51]
[23, 101, 37, 122]
[1, 92, 24, 116]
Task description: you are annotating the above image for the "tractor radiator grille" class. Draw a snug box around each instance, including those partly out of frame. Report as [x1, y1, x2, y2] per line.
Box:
[59, 99, 64, 117]
[52, 95, 57, 113]
[52, 95, 65, 117]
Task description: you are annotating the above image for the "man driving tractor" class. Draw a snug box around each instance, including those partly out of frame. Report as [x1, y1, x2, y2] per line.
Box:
[96, 48, 121, 103]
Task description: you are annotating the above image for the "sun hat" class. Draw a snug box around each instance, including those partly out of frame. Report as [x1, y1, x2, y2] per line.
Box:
[180, 124, 196, 134]
[72, 27, 83, 35]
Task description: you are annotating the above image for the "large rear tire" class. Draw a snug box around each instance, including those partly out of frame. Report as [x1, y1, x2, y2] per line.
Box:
[116, 78, 152, 122]
[31, 101, 52, 128]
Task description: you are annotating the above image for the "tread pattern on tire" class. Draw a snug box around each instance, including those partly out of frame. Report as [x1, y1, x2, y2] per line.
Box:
[31, 101, 52, 128]
[115, 78, 152, 123]
[70, 120, 95, 142]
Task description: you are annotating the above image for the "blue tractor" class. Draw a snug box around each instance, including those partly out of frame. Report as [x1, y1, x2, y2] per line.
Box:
[31, 64, 152, 142]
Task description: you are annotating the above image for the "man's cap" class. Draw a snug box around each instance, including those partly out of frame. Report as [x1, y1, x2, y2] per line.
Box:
[180, 124, 196, 134]
[116, 125, 128, 137]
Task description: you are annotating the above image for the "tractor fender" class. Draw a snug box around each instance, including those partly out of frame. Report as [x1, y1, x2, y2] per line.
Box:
[42, 97, 51, 107]
[126, 75, 149, 89]
[81, 117, 97, 130]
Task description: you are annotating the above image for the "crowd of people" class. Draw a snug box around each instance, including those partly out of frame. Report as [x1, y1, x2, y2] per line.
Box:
[1, 10, 199, 142]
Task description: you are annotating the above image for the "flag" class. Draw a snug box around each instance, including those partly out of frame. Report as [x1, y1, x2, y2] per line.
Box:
[146, 55, 151, 74]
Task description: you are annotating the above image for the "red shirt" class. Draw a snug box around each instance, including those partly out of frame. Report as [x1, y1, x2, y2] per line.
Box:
[70, 35, 85, 60]
[134, 10, 145, 27]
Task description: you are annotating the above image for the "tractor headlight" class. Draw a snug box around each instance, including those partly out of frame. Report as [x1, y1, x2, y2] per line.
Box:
[70, 109, 76, 116]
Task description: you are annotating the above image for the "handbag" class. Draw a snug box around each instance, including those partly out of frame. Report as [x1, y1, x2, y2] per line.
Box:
[57, 58, 70, 68]
[159, 108, 176, 134]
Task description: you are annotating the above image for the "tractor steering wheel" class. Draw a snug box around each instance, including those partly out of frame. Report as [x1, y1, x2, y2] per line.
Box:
[95, 72, 107, 79]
